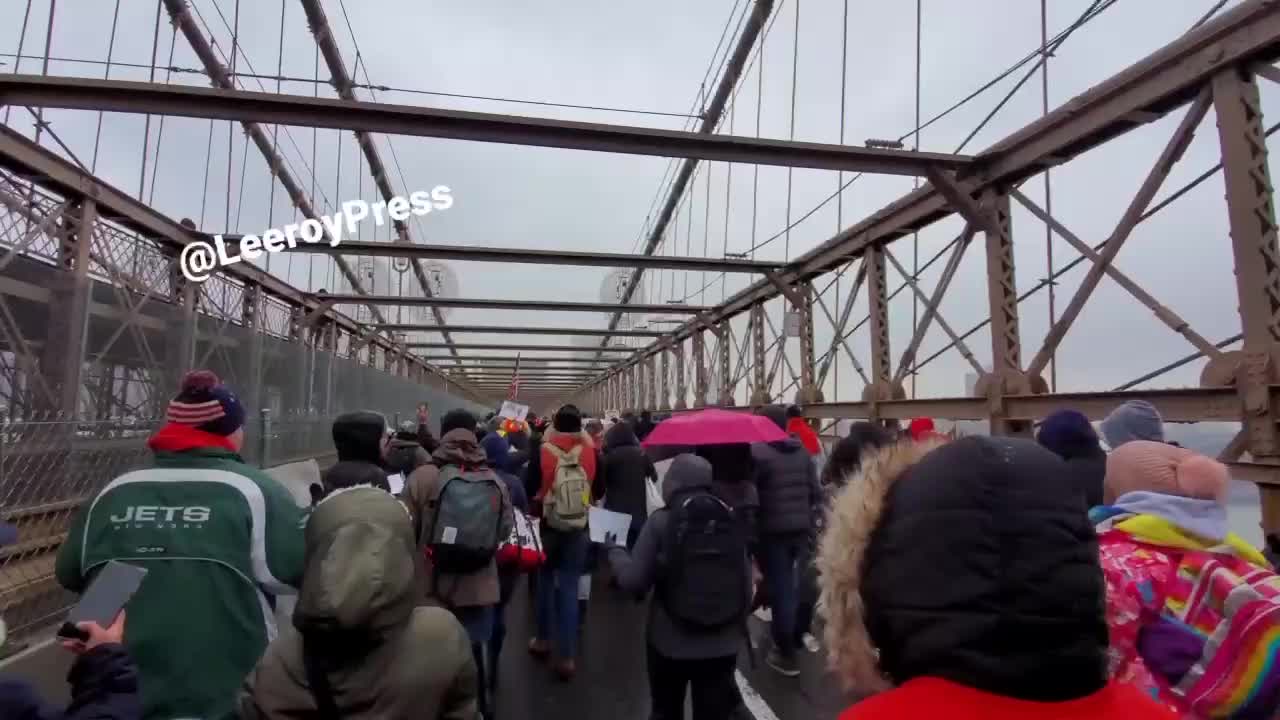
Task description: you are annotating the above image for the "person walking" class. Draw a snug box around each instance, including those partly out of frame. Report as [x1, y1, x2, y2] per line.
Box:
[1036, 409, 1107, 509]
[386, 419, 432, 477]
[55, 370, 304, 720]
[601, 420, 657, 550]
[240, 470, 479, 719]
[606, 454, 752, 719]
[1094, 441, 1278, 717]
[1098, 399, 1164, 450]
[784, 405, 821, 457]
[327, 410, 394, 493]
[402, 408, 511, 718]
[792, 422, 894, 655]
[528, 404, 597, 680]
[819, 436, 1179, 719]
[480, 430, 529, 699]
[750, 405, 821, 677]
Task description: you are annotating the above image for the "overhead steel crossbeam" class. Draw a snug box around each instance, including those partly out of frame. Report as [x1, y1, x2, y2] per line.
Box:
[417, 355, 619, 364]
[577, 0, 1280, 391]
[282, 239, 784, 273]
[380, 324, 664, 337]
[320, 294, 712, 314]
[0, 75, 971, 177]
[411, 342, 632, 353]
[295, 0, 461, 362]
[438, 362, 615, 370]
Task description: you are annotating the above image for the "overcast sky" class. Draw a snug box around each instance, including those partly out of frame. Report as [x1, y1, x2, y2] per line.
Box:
[1, 0, 1269, 404]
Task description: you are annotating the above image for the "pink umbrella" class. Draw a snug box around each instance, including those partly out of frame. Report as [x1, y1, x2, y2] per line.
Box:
[640, 408, 789, 447]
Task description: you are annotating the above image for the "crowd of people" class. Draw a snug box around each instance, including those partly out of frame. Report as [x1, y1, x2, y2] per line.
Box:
[2, 369, 1279, 719]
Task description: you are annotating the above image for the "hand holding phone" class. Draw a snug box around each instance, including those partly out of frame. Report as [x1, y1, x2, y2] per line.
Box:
[58, 611, 125, 655]
[57, 560, 146, 643]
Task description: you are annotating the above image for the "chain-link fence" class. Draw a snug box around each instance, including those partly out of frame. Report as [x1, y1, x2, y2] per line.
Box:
[0, 391, 480, 652]
[0, 174, 495, 652]
[0, 414, 161, 649]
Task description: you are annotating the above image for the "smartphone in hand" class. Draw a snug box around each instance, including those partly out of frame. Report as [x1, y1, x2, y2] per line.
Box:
[57, 560, 147, 641]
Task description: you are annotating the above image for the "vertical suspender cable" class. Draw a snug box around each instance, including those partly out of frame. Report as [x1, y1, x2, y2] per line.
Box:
[331, 128, 341, 294]
[911, 0, 922, 399]
[783, 0, 799, 261]
[199, 120, 214, 228]
[33, 0, 56, 147]
[139, 0, 161, 200]
[269, 0, 285, 276]
[1041, 0, 1056, 392]
[148, 26, 179, 208]
[3, 0, 34, 126]
[751, 41, 763, 260]
[224, 0, 240, 233]
[307, 43, 318, 291]
[91, 0, 122, 173]
[835, 0, 849, 403]
[722, 103, 734, 304]
[701, 145, 712, 304]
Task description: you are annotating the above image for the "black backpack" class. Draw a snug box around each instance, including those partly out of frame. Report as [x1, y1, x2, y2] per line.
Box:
[658, 489, 750, 631]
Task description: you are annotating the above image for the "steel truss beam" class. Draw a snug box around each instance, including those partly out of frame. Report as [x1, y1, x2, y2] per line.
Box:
[437, 364, 612, 372]
[417, 355, 617, 364]
[385, 324, 663, 337]
[283, 239, 783, 273]
[804, 387, 1249, 425]
[320, 294, 712, 314]
[0, 75, 971, 177]
[410, 342, 632, 353]
[589, 0, 1280, 388]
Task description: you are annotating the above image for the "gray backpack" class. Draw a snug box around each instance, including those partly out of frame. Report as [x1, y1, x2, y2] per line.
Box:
[426, 465, 505, 574]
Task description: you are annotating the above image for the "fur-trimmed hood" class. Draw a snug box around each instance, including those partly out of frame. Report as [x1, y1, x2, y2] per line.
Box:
[817, 435, 1109, 702]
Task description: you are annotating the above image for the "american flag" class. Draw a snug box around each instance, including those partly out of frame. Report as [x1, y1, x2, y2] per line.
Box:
[507, 353, 521, 400]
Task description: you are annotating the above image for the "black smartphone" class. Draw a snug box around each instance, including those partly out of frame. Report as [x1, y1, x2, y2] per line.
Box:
[57, 560, 148, 641]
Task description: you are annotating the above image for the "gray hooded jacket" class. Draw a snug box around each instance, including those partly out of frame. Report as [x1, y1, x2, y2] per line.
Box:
[607, 454, 751, 660]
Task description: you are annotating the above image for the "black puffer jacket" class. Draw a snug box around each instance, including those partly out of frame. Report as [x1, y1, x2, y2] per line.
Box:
[751, 437, 820, 535]
[602, 422, 656, 522]
[0, 644, 142, 720]
[817, 435, 1108, 700]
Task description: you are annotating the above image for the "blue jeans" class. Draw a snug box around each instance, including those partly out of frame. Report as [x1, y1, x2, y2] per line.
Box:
[535, 527, 590, 659]
[759, 532, 808, 658]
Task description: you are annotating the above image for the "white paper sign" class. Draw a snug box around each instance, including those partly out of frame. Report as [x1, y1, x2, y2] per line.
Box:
[499, 400, 529, 422]
[386, 472, 405, 495]
[588, 506, 632, 545]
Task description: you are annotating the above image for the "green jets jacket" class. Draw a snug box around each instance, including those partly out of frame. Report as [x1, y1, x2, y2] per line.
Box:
[55, 426, 306, 720]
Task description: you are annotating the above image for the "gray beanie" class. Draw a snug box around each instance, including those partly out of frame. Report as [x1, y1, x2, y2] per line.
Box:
[1099, 400, 1164, 449]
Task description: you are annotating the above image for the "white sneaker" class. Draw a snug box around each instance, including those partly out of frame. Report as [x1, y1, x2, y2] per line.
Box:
[753, 607, 772, 623]
[802, 633, 820, 653]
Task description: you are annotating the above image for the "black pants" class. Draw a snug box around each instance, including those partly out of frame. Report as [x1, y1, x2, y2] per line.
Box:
[794, 541, 819, 647]
[646, 645, 741, 720]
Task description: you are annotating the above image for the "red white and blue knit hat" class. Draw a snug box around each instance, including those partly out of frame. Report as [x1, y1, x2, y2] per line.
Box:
[168, 370, 245, 436]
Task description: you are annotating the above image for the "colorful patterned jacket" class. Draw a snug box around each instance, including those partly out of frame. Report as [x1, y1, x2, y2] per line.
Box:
[1094, 499, 1274, 718]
